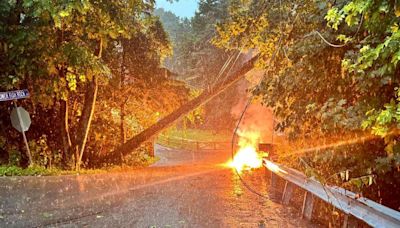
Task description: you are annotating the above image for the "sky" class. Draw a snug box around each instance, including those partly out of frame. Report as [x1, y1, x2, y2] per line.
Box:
[156, 0, 199, 18]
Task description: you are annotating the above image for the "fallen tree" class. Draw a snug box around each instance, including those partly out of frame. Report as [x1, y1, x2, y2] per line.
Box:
[99, 54, 259, 164]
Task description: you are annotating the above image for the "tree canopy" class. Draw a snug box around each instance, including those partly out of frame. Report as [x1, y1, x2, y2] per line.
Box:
[0, 0, 189, 169]
[212, 0, 400, 213]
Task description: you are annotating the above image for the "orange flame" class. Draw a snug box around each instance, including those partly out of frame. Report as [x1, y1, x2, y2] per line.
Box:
[227, 130, 263, 173]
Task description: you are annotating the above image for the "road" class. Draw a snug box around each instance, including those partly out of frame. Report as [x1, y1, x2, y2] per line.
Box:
[0, 145, 316, 227]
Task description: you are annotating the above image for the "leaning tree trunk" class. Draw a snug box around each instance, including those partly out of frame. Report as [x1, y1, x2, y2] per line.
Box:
[99, 54, 259, 165]
[74, 76, 98, 170]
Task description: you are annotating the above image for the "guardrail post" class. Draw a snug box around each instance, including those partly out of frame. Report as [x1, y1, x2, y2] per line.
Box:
[264, 165, 269, 194]
[302, 191, 314, 220]
[342, 214, 358, 228]
[269, 172, 280, 201]
[281, 181, 295, 205]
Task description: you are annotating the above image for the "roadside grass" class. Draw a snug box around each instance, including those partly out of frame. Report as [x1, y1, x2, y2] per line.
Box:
[1, 130, 229, 177]
[157, 128, 231, 150]
[160, 128, 231, 142]
[0, 165, 62, 176]
[0, 157, 159, 177]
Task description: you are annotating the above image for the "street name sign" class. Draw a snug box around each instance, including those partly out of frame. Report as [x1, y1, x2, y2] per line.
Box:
[0, 89, 30, 101]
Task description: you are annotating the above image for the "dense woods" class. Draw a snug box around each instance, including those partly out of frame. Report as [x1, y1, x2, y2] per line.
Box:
[210, 0, 400, 215]
[0, 0, 189, 169]
[155, 1, 247, 131]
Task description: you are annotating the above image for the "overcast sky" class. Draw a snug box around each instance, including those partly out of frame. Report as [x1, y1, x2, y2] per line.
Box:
[156, 0, 199, 18]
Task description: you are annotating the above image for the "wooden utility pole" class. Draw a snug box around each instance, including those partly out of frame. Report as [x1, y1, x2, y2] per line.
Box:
[99, 55, 259, 164]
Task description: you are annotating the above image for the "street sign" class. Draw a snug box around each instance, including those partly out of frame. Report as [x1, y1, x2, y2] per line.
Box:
[10, 107, 31, 132]
[0, 89, 30, 102]
[0, 90, 33, 165]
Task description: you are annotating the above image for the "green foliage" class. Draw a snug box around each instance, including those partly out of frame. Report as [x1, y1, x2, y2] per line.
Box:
[161, 128, 230, 142]
[0, 164, 165, 176]
[0, 165, 60, 176]
[184, 89, 205, 127]
[29, 135, 61, 168]
[156, 1, 233, 86]
[214, 0, 400, 209]
[157, 128, 230, 151]
[327, 1, 400, 163]
[123, 143, 159, 167]
[0, 136, 5, 150]
[8, 149, 21, 166]
[156, 1, 244, 130]
[0, 0, 190, 170]
[325, 8, 345, 30]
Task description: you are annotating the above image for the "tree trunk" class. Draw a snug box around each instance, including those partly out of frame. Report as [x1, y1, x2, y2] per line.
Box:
[60, 99, 72, 167]
[74, 76, 98, 170]
[120, 102, 126, 145]
[119, 47, 127, 146]
[119, 101, 127, 162]
[74, 39, 102, 170]
[99, 54, 259, 165]
[9, 0, 22, 25]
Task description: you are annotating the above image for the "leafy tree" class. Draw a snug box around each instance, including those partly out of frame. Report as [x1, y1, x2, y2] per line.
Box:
[0, 0, 189, 169]
[156, 1, 246, 131]
[213, 0, 400, 210]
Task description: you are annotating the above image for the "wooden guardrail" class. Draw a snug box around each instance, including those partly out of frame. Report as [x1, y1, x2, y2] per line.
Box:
[263, 158, 400, 228]
[156, 135, 230, 151]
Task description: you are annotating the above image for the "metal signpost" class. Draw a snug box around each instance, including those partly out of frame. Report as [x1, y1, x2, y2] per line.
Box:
[0, 89, 33, 165]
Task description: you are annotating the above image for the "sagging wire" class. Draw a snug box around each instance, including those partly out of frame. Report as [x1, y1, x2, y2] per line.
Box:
[212, 50, 242, 88]
[228, 0, 364, 205]
[263, 6, 366, 210]
[212, 52, 236, 85]
[230, 35, 284, 199]
[306, 12, 364, 48]
[211, 0, 277, 89]
[228, 0, 294, 199]
[230, 96, 271, 199]
[220, 50, 243, 85]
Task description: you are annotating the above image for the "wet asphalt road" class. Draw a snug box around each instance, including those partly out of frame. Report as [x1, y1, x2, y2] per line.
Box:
[0, 145, 316, 227]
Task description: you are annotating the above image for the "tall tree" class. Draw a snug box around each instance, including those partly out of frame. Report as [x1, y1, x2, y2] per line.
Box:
[156, 0, 246, 130]
[213, 0, 400, 210]
[0, 0, 186, 169]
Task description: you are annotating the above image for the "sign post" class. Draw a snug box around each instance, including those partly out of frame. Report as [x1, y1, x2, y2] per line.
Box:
[11, 103, 33, 165]
[0, 89, 33, 166]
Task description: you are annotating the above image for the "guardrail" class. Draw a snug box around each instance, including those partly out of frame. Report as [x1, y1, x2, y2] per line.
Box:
[263, 158, 400, 228]
[156, 135, 230, 151]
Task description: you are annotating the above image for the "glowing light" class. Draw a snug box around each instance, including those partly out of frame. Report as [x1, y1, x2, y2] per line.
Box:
[264, 160, 287, 174]
[227, 130, 263, 173]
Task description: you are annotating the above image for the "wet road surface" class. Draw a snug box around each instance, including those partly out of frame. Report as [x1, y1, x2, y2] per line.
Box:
[0, 145, 316, 227]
